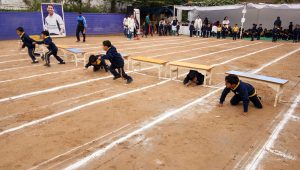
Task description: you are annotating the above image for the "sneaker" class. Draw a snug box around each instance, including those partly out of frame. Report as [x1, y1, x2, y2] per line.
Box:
[31, 60, 39, 64]
[44, 63, 50, 67]
[113, 75, 121, 80]
[58, 61, 66, 64]
[126, 78, 133, 84]
[76, 40, 80, 42]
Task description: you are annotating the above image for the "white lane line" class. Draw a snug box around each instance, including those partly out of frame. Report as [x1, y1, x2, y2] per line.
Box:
[245, 94, 300, 170]
[63, 46, 298, 170]
[151, 41, 240, 58]
[291, 115, 300, 121]
[0, 59, 28, 64]
[177, 42, 262, 62]
[266, 148, 295, 160]
[0, 79, 170, 136]
[0, 53, 27, 58]
[129, 39, 224, 55]
[28, 123, 131, 170]
[0, 68, 81, 84]
[0, 65, 40, 72]
[0, 88, 111, 121]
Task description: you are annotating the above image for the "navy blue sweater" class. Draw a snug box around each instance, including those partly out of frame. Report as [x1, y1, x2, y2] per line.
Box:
[220, 80, 256, 112]
[20, 33, 35, 49]
[36, 36, 58, 52]
[101, 46, 124, 67]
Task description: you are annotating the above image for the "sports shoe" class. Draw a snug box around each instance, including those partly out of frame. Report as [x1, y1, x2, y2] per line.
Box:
[58, 61, 66, 64]
[113, 75, 121, 80]
[126, 78, 133, 84]
[44, 63, 50, 67]
[31, 60, 39, 64]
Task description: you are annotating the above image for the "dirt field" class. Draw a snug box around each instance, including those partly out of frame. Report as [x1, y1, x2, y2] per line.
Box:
[0, 35, 299, 170]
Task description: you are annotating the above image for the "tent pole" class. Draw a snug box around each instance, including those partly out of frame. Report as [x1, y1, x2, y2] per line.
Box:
[240, 3, 247, 39]
[174, 5, 175, 17]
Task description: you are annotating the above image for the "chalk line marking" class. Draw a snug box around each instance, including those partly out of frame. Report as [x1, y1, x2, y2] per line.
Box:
[266, 148, 296, 160]
[245, 94, 300, 170]
[291, 115, 300, 121]
[0, 68, 81, 84]
[29, 123, 131, 170]
[63, 46, 299, 170]
[0, 79, 170, 136]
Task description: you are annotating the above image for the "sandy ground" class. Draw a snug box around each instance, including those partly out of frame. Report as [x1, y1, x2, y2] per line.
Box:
[0, 35, 299, 170]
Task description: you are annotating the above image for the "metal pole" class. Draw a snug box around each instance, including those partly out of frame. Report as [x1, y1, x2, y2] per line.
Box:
[240, 3, 247, 39]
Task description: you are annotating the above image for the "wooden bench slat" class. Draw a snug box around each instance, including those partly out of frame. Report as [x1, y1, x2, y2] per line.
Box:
[131, 56, 168, 65]
[169, 61, 213, 70]
[226, 70, 288, 84]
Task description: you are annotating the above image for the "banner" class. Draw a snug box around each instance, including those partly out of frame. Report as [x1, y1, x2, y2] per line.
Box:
[41, 3, 66, 37]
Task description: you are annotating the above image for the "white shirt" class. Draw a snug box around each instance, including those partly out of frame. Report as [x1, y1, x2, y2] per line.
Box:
[128, 18, 135, 32]
[194, 18, 202, 30]
[123, 18, 128, 28]
[212, 26, 218, 33]
[222, 19, 230, 26]
[45, 13, 65, 35]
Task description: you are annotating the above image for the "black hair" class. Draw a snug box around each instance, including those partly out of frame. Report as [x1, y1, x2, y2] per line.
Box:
[16, 27, 24, 32]
[103, 40, 111, 47]
[88, 55, 98, 63]
[225, 74, 239, 84]
[79, 12, 82, 14]
[41, 30, 50, 36]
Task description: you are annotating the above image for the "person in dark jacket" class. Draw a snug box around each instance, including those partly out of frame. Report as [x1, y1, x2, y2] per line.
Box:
[257, 24, 263, 40]
[16, 27, 39, 63]
[189, 21, 195, 37]
[183, 70, 204, 87]
[251, 24, 257, 41]
[218, 74, 262, 115]
[34, 31, 65, 67]
[85, 55, 108, 72]
[274, 16, 282, 28]
[293, 24, 300, 43]
[101, 40, 133, 84]
[272, 26, 280, 42]
[76, 12, 87, 42]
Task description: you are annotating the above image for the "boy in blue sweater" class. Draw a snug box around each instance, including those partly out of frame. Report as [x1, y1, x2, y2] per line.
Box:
[16, 27, 39, 64]
[76, 12, 87, 42]
[34, 31, 65, 67]
[101, 40, 133, 84]
[218, 74, 262, 115]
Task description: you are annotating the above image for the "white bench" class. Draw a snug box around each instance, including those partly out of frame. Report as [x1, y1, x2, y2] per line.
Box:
[130, 56, 169, 79]
[57, 45, 86, 67]
[226, 70, 289, 107]
[168, 61, 214, 85]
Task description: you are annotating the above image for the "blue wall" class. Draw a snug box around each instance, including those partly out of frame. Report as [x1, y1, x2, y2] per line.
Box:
[0, 12, 125, 40]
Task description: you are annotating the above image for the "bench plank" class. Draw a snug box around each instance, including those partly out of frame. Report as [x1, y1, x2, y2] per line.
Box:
[226, 70, 288, 84]
[131, 56, 168, 65]
[169, 61, 213, 70]
[66, 48, 85, 53]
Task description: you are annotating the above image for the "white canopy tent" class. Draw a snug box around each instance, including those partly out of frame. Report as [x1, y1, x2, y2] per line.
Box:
[175, 3, 300, 30]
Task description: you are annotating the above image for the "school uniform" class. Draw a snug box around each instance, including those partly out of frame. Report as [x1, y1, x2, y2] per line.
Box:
[220, 80, 262, 113]
[257, 26, 263, 40]
[85, 55, 108, 72]
[76, 15, 87, 42]
[232, 26, 239, 40]
[217, 26, 222, 39]
[189, 24, 195, 37]
[19, 32, 39, 63]
[272, 27, 279, 42]
[183, 70, 204, 85]
[293, 28, 300, 43]
[101, 46, 132, 83]
[221, 26, 227, 39]
[211, 25, 217, 37]
[251, 25, 257, 41]
[36, 36, 64, 65]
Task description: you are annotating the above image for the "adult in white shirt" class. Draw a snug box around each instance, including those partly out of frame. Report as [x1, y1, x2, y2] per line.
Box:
[123, 16, 128, 37]
[127, 15, 135, 40]
[44, 4, 65, 36]
[194, 16, 202, 37]
[222, 16, 230, 28]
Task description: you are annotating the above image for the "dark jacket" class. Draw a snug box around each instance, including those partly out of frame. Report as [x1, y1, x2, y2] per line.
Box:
[20, 33, 35, 49]
[220, 80, 256, 112]
[101, 46, 124, 67]
[183, 70, 204, 85]
[36, 36, 58, 52]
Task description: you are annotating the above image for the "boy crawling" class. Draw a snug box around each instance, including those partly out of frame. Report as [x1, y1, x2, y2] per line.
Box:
[85, 55, 108, 72]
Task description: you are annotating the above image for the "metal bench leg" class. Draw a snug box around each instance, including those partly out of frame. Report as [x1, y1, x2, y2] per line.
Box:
[274, 86, 283, 107]
[176, 66, 179, 79]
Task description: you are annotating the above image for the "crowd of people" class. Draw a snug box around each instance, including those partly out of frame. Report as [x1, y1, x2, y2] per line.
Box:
[123, 14, 300, 43]
[188, 16, 300, 42]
